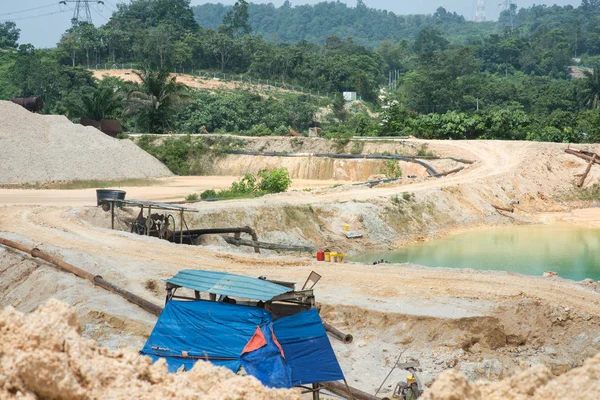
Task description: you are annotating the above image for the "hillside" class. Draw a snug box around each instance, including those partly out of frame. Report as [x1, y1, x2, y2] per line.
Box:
[192, 1, 498, 47]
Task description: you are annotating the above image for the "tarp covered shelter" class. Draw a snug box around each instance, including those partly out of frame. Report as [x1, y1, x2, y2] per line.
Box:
[140, 299, 345, 388]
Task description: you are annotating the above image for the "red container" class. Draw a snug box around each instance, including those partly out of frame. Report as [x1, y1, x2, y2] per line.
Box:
[316, 251, 325, 261]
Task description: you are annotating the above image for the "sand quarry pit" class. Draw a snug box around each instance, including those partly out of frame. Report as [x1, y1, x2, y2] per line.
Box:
[3, 135, 600, 398]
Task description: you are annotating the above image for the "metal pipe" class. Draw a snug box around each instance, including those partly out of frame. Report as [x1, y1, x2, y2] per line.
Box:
[222, 236, 313, 252]
[0, 237, 163, 317]
[320, 381, 381, 400]
[323, 321, 353, 344]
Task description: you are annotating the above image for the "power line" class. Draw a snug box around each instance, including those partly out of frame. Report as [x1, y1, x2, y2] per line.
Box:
[1, 10, 66, 23]
[0, 3, 57, 17]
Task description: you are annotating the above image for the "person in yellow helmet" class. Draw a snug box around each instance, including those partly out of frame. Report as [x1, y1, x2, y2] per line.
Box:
[405, 374, 420, 400]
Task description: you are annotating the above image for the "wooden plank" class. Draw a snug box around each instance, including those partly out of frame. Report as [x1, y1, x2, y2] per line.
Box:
[578, 154, 597, 187]
[565, 148, 600, 166]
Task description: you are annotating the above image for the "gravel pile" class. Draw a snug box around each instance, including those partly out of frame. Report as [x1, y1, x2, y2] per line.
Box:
[0, 101, 172, 184]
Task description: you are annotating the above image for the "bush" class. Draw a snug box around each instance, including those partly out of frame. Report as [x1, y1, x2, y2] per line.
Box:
[258, 168, 292, 193]
[137, 134, 205, 175]
[199, 168, 292, 201]
[231, 173, 258, 194]
[185, 193, 199, 201]
[383, 160, 402, 178]
[200, 189, 218, 200]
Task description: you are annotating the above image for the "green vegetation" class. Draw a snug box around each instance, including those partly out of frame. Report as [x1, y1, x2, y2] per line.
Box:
[185, 193, 199, 201]
[574, 183, 600, 201]
[383, 160, 402, 178]
[175, 90, 317, 134]
[258, 168, 292, 193]
[138, 135, 205, 175]
[5, 0, 600, 144]
[200, 168, 292, 200]
[193, 2, 495, 48]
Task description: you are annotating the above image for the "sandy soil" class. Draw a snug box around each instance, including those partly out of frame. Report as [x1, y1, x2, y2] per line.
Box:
[0, 176, 348, 206]
[93, 69, 300, 95]
[3, 138, 600, 396]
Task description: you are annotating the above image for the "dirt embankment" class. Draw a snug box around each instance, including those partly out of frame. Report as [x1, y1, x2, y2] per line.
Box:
[422, 352, 600, 400]
[0, 298, 298, 399]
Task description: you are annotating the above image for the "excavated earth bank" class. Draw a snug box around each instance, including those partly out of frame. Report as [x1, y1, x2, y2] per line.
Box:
[0, 298, 298, 400]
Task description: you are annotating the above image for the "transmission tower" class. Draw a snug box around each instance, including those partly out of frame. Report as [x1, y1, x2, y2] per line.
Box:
[474, 0, 486, 22]
[59, 0, 104, 24]
[500, 0, 516, 30]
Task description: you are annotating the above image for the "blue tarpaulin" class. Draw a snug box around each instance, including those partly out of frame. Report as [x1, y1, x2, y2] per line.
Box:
[140, 300, 344, 387]
[240, 322, 292, 388]
[274, 308, 345, 385]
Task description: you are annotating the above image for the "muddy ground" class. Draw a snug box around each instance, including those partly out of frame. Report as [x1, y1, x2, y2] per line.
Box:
[2, 138, 600, 397]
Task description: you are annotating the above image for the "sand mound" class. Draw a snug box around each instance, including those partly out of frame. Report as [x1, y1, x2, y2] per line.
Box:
[0, 299, 299, 400]
[0, 101, 172, 184]
[422, 353, 600, 400]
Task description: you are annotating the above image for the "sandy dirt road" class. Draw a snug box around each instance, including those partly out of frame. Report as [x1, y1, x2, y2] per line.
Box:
[0, 176, 348, 206]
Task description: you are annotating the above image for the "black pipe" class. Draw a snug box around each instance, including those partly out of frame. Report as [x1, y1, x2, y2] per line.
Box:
[223, 150, 439, 176]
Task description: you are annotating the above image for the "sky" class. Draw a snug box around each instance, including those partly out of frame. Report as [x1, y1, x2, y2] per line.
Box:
[0, 0, 582, 49]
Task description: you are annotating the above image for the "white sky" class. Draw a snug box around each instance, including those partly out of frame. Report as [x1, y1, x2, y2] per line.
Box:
[0, 0, 581, 48]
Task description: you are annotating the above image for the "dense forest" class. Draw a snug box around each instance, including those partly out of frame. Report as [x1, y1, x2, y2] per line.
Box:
[1, 0, 600, 143]
[192, 1, 497, 48]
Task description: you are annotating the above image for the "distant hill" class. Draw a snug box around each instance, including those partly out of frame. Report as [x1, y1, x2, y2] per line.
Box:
[192, 1, 498, 48]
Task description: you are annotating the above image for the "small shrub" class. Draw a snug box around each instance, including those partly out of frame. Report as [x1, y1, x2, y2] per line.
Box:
[200, 189, 218, 200]
[391, 195, 400, 205]
[185, 193, 199, 201]
[116, 133, 131, 140]
[575, 184, 600, 201]
[246, 123, 273, 137]
[231, 173, 258, 194]
[416, 143, 435, 157]
[350, 141, 364, 155]
[383, 160, 402, 178]
[258, 168, 292, 193]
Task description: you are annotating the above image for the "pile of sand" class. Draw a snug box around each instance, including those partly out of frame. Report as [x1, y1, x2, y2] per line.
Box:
[0, 299, 299, 399]
[0, 101, 172, 184]
[422, 355, 600, 400]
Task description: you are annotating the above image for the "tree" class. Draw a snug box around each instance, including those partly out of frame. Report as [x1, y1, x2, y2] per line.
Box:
[124, 68, 189, 133]
[145, 24, 173, 68]
[203, 30, 236, 72]
[580, 67, 600, 109]
[220, 0, 251, 38]
[66, 86, 121, 121]
[0, 21, 20, 48]
[413, 28, 449, 54]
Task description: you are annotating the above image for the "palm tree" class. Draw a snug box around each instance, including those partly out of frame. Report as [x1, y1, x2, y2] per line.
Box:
[77, 86, 121, 121]
[580, 67, 600, 109]
[124, 68, 189, 133]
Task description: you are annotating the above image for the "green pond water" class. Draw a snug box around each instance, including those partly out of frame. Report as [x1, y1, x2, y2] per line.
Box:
[352, 224, 600, 281]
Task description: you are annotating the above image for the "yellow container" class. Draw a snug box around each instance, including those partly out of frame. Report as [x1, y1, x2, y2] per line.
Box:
[324, 252, 331, 262]
[344, 224, 349, 232]
[330, 252, 338, 262]
[338, 253, 345, 262]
